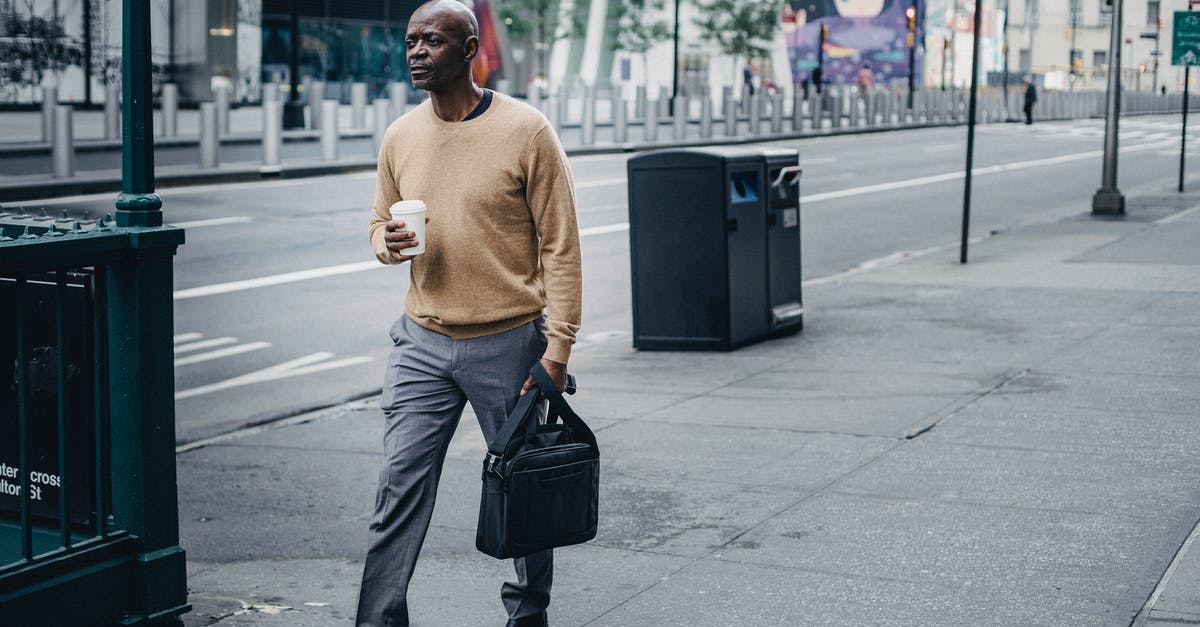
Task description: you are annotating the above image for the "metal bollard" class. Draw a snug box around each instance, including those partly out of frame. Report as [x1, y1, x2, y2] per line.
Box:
[581, 85, 596, 146]
[351, 82, 368, 129]
[105, 83, 121, 140]
[261, 98, 282, 170]
[162, 83, 179, 137]
[41, 86, 57, 143]
[830, 91, 843, 129]
[200, 102, 219, 169]
[810, 92, 823, 130]
[614, 97, 628, 143]
[792, 88, 804, 131]
[52, 105, 74, 178]
[645, 99, 658, 142]
[849, 91, 861, 127]
[722, 85, 734, 119]
[658, 86, 670, 119]
[389, 82, 407, 120]
[610, 85, 623, 126]
[672, 96, 687, 140]
[215, 85, 231, 136]
[308, 81, 325, 130]
[374, 99, 392, 153]
[771, 90, 784, 133]
[747, 93, 761, 135]
[700, 95, 713, 138]
[321, 100, 339, 161]
[263, 82, 280, 103]
[555, 85, 567, 129]
[635, 85, 647, 120]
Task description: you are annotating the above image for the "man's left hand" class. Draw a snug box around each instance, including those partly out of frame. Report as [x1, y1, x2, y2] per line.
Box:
[520, 357, 567, 396]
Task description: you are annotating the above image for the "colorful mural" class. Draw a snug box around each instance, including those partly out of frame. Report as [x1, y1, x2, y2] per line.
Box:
[783, 0, 925, 88]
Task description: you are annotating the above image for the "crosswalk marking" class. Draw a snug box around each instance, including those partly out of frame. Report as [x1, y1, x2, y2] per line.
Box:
[174, 341, 271, 367]
[175, 337, 238, 354]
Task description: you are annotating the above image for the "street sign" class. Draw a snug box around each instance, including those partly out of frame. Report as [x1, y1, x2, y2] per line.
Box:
[1174, 11, 1200, 66]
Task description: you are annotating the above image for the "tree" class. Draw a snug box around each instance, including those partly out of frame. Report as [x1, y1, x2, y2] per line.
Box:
[499, 0, 586, 93]
[0, 1, 81, 100]
[692, 0, 778, 87]
[609, 0, 671, 87]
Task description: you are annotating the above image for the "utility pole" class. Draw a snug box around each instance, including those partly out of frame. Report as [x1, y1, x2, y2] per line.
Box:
[961, 0, 984, 264]
[1093, 0, 1125, 215]
[1153, 15, 1162, 94]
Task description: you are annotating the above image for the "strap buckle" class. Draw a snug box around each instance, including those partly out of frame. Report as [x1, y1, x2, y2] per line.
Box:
[484, 453, 503, 477]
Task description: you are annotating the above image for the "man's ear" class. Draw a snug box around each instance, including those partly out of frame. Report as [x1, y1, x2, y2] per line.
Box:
[464, 36, 480, 62]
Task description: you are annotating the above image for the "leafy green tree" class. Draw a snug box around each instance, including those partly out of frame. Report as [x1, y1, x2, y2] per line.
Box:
[499, 0, 587, 91]
[692, 0, 779, 86]
[609, 0, 671, 87]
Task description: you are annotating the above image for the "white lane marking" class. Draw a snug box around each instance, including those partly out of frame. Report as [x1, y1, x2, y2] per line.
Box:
[579, 222, 630, 237]
[173, 225, 629, 300]
[1156, 205, 1200, 225]
[802, 141, 1172, 204]
[174, 260, 381, 300]
[172, 216, 252, 229]
[174, 332, 203, 344]
[575, 177, 626, 189]
[175, 352, 372, 400]
[175, 337, 238, 354]
[174, 341, 271, 366]
[923, 143, 961, 153]
[166, 141, 1171, 301]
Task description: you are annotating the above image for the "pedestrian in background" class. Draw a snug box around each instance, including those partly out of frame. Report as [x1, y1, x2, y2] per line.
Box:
[1023, 77, 1038, 125]
[355, 1, 582, 625]
[856, 62, 875, 97]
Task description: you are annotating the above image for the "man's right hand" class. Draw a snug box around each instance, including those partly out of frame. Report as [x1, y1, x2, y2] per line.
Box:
[383, 218, 422, 262]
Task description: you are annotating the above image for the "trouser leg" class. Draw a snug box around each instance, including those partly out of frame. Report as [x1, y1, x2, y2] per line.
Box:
[453, 319, 553, 622]
[356, 317, 466, 627]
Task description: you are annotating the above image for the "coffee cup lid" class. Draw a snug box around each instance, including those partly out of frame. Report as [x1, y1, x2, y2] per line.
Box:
[389, 200, 426, 214]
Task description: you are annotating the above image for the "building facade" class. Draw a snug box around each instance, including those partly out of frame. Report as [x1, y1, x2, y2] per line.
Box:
[1007, 0, 1190, 92]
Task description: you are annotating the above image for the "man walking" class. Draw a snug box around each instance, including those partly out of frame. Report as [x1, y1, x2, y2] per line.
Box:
[1023, 77, 1038, 125]
[355, 1, 582, 625]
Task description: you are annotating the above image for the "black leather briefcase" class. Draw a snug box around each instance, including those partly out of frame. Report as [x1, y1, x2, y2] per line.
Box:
[476, 363, 599, 559]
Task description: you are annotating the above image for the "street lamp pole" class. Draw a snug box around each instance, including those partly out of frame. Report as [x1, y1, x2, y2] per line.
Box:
[115, 0, 161, 227]
[1093, 0, 1125, 215]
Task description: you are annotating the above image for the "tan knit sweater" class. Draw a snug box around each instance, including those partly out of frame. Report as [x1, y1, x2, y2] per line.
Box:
[369, 92, 582, 364]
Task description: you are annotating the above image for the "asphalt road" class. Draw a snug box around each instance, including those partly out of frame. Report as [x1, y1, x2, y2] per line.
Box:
[11, 115, 1198, 442]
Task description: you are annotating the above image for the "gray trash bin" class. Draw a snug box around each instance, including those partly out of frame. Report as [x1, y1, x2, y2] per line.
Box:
[759, 148, 804, 336]
[626, 147, 770, 350]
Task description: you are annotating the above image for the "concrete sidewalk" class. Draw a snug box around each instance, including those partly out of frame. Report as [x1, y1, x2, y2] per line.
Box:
[178, 191, 1200, 626]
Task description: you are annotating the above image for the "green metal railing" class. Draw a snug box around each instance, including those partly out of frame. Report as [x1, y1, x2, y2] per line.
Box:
[0, 214, 188, 624]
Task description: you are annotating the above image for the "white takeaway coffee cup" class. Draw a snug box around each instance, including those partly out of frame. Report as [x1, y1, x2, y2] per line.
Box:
[389, 200, 427, 256]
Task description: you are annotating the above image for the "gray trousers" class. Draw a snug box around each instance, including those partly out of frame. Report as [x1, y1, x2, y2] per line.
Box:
[356, 315, 552, 627]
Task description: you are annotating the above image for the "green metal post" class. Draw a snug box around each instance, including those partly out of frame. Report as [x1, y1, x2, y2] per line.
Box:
[116, 0, 163, 228]
[105, 233, 189, 622]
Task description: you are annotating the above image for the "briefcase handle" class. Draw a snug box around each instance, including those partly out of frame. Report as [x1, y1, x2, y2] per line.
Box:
[528, 362, 595, 448]
[484, 362, 597, 476]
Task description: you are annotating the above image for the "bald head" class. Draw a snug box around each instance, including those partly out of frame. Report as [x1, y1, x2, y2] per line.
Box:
[411, 0, 479, 42]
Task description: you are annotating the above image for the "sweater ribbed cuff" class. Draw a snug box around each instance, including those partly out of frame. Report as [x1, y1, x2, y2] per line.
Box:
[543, 338, 572, 365]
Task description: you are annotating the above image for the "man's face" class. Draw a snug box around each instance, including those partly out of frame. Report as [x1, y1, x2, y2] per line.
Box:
[405, 10, 469, 92]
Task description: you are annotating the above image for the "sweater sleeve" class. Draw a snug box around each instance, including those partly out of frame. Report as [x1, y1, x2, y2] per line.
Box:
[369, 135, 402, 264]
[525, 125, 583, 364]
